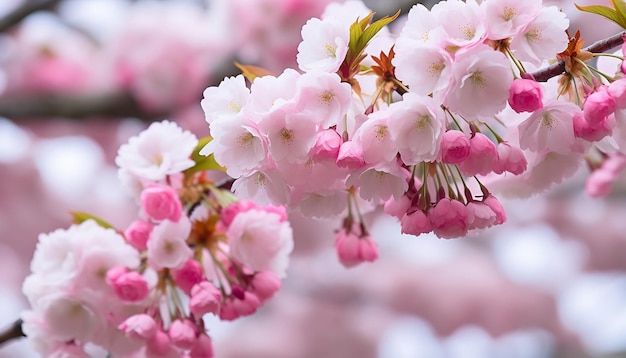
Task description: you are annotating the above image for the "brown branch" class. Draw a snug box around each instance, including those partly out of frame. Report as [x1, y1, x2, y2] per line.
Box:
[0, 0, 62, 33]
[0, 319, 24, 346]
[0, 92, 165, 121]
[532, 31, 626, 82]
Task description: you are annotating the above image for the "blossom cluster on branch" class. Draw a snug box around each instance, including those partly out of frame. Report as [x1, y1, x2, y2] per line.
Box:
[9, 0, 626, 356]
[200, 0, 626, 268]
[20, 121, 294, 357]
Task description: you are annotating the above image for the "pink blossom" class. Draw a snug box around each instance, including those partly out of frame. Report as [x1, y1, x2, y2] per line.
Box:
[140, 184, 183, 222]
[118, 314, 158, 340]
[483, 0, 542, 40]
[147, 218, 193, 270]
[583, 87, 616, 127]
[172, 259, 204, 294]
[336, 140, 365, 169]
[106, 269, 149, 302]
[189, 333, 214, 358]
[189, 281, 222, 318]
[233, 292, 261, 317]
[495, 142, 527, 175]
[387, 93, 445, 165]
[115, 120, 198, 183]
[219, 300, 240, 321]
[252, 271, 282, 303]
[294, 71, 352, 128]
[169, 319, 198, 351]
[124, 219, 153, 250]
[429, 199, 469, 239]
[258, 103, 319, 164]
[459, 133, 499, 177]
[348, 161, 411, 203]
[401, 209, 432, 237]
[465, 201, 497, 231]
[147, 329, 171, 356]
[311, 129, 342, 161]
[297, 17, 348, 73]
[227, 209, 294, 277]
[383, 195, 412, 219]
[573, 112, 614, 142]
[508, 78, 544, 113]
[518, 100, 580, 154]
[445, 45, 513, 119]
[483, 195, 507, 225]
[335, 228, 379, 268]
[440, 130, 471, 164]
[509, 6, 569, 66]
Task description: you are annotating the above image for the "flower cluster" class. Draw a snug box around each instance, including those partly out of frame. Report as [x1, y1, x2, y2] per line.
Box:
[200, 0, 626, 267]
[195, 1, 542, 264]
[21, 121, 294, 357]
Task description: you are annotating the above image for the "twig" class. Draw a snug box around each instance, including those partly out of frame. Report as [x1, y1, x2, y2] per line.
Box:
[0, 0, 62, 33]
[0, 92, 164, 120]
[532, 31, 626, 82]
[0, 319, 24, 346]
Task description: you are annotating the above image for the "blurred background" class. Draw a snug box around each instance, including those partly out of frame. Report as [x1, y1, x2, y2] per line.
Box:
[0, 0, 625, 357]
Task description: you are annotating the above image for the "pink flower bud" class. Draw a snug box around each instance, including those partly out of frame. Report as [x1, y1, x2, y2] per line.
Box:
[335, 228, 379, 268]
[118, 314, 157, 340]
[190, 333, 214, 358]
[107, 269, 149, 302]
[172, 259, 204, 294]
[494, 142, 527, 175]
[124, 219, 153, 250]
[440, 130, 471, 164]
[140, 184, 182, 222]
[458, 133, 499, 176]
[311, 129, 342, 161]
[147, 329, 171, 356]
[189, 281, 221, 318]
[336, 140, 365, 169]
[400, 209, 432, 236]
[573, 112, 614, 142]
[583, 87, 616, 127]
[252, 271, 281, 302]
[105, 266, 128, 285]
[465, 201, 497, 230]
[383, 195, 412, 219]
[483, 195, 506, 225]
[429, 198, 469, 239]
[508, 78, 543, 113]
[169, 319, 198, 351]
[219, 299, 240, 321]
[233, 292, 261, 317]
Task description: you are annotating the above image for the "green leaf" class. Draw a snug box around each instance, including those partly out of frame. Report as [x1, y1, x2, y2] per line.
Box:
[612, 0, 626, 26]
[357, 10, 401, 56]
[346, 10, 400, 75]
[575, 4, 626, 28]
[184, 136, 226, 178]
[70, 211, 115, 230]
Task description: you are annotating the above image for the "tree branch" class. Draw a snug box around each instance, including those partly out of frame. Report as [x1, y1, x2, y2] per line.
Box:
[0, 0, 62, 33]
[0, 92, 165, 121]
[532, 31, 626, 82]
[0, 319, 24, 346]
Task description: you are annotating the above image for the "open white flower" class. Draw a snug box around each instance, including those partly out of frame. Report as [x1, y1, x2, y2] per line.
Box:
[297, 17, 348, 73]
[115, 120, 198, 182]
